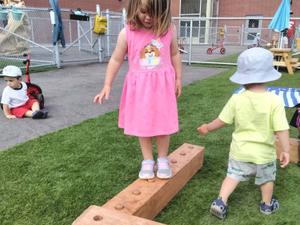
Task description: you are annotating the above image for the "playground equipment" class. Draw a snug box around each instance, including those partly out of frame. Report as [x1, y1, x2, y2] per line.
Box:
[73, 143, 204, 224]
[207, 27, 226, 55]
[23, 54, 45, 109]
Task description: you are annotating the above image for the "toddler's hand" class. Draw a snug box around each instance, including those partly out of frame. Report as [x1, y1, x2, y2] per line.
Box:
[93, 86, 111, 104]
[197, 124, 209, 135]
[279, 152, 290, 168]
[6, 115, 16, 119]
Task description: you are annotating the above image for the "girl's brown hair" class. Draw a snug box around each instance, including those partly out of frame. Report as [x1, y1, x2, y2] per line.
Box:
[127, 0, 172, 36]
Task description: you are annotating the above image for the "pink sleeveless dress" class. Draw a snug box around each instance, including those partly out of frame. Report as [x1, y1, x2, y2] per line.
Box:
[118, 25, 179, 137]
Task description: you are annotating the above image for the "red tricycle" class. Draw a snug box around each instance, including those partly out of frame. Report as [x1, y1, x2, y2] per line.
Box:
[207, 38, 226, 55]
[23, 54, 45, 109]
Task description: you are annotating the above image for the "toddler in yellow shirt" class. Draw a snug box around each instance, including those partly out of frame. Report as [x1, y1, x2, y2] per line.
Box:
[197, 47, 290, 219]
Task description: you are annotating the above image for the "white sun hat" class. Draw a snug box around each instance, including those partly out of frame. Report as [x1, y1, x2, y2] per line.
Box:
[0, 65, 22, 77]
[230, 47, 281, 85]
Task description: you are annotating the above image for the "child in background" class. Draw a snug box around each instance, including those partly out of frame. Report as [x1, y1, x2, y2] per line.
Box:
[94, 0, 182, 179]
[197, 48, 290, 219]
[279, 29, 289, 48]
[1, 65, 47, 119]
[289, 105, 300, 167]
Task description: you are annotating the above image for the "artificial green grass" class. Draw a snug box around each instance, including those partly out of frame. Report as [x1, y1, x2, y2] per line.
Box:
[0, 69, 299, 225]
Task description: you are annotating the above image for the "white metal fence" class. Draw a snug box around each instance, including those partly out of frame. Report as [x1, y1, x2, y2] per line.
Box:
[0, 7, 300, 70]
[0, 6, 125, 70]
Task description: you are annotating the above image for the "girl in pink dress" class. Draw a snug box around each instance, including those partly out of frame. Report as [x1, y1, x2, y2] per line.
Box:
[94, 0, 182, 180]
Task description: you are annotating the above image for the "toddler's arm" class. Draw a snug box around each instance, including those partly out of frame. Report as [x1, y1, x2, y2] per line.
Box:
[275, 130, 290, 168]
[197, 118, 225, 135]
[94, 28, 127, 104]
[2, 104, 16, 119]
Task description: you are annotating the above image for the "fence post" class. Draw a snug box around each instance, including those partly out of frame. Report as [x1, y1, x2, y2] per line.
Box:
[97, 4, 103, 63]
[122, 8, 126, 27]
[77, 20, 81, 51]
[54, 44, 61, 68]
[241, 24, 244, 46]
[188, 19, 193, 65]
[106, 9, 110, 57]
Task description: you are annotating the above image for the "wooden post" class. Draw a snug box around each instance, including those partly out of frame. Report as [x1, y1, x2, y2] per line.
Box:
[72, 206, 166, 225]
[73, 143, 204, 224]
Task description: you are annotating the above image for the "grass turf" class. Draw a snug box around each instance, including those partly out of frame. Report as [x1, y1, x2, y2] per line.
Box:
[0, 68, 299, 225]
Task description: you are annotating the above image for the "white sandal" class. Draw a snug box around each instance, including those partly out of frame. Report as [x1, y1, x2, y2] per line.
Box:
[138, 160, 155, 179]
[156, 157, 172, 179]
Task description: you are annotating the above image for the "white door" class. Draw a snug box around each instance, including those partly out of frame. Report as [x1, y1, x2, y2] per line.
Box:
[244, 17, 262, 45]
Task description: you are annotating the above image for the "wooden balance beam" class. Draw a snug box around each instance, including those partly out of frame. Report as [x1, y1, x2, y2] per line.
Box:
[72, 206, 166, 225]
[73, 143, 204, 225]
[276, 138, 299, 163]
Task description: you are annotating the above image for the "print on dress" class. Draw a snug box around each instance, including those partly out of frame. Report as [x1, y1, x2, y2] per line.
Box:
[139, 39, 163, 69]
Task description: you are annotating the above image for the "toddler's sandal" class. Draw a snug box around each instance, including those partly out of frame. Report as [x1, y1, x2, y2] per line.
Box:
[156, 157, 172, 179]
[139, 160, 155, 179]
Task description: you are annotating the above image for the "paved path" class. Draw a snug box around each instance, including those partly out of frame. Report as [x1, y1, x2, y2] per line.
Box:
[0, 62, 226, 151]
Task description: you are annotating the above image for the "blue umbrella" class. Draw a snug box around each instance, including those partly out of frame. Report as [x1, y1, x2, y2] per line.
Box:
[268, 0, 290, 32]
[49, 0, 65, 47]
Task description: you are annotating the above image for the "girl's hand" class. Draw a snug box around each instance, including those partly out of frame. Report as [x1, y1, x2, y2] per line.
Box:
[175, 79, 182, 98]
[93, 85, 111, 104]
[6, 114, 16, 119]
[197, 124, 209, 135]
[279, 152, 290, 168]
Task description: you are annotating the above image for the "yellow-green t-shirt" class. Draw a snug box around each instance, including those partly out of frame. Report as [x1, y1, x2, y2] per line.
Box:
[219, 90, 289, 164]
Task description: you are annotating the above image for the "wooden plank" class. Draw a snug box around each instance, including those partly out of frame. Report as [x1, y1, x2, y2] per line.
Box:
[273, 61, 287, 67]
[290, 58, 299, 64]
[72, 206, 166, 225]
[102, 143, 204, 220]
[276, 138, 299, 163]
[292, 62, 300, 68]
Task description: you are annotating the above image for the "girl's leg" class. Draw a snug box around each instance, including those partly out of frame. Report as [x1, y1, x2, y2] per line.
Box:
[156, 135, 170, 157]
[260, 182, 273, 205]
[156, 135, 172, 179]
[218, 176, 240, 204]
[138, 137, 153, 160]
[138, 137, 155, 179]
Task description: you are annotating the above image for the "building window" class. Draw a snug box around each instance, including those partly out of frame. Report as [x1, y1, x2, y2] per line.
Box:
[248, 19, 259, 28]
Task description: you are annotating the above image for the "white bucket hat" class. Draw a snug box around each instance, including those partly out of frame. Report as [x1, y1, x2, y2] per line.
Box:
[0, 65, 22, 77]
[230, 47, 281, 85]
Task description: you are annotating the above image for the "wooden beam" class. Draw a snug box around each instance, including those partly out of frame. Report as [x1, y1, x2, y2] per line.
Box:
[72, 143, 204, 224]
[102, 143, 204, 219]
[276, 138, 299, 163]
[72, 206, 166, 225]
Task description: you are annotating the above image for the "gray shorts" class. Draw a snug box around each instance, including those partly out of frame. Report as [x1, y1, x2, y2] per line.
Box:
[227, 159, 276, 185]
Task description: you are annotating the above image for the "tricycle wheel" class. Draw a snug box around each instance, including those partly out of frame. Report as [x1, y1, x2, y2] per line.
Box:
[220, 48, 226, 54]
[207, 48, 212, 54]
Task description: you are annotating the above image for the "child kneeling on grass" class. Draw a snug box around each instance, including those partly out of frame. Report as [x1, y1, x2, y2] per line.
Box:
[197, 47, 290, 219]
[1, 65, 47, 119]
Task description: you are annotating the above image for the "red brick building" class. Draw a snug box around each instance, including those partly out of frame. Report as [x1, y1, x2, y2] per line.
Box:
[23, 0, 299, 45]
[23, 0, 299, 18]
